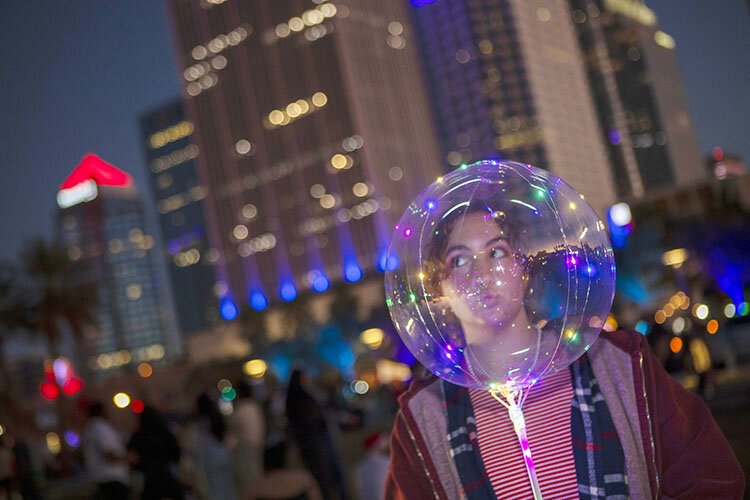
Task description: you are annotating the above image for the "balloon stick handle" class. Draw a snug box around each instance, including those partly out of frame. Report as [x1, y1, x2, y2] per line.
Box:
[508, 403, 543, 500]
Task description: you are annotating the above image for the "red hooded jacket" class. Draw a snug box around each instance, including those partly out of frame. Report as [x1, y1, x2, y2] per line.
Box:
[386, 330, 744, 499]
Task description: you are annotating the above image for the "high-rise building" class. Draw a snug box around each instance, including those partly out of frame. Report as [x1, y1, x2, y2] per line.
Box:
[57, 154, 181, 374]
[140, 99, 218, 335]
[570, 0, 704, 198]
[167, 0, 443, 310]
[409, 0, 617, 213]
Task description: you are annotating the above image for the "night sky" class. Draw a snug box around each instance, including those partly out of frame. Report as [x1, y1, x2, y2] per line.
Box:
[0, 1, 748, 263]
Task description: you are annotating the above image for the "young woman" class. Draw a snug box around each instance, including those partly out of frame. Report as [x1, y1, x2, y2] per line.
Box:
[386, 205, 743, 499]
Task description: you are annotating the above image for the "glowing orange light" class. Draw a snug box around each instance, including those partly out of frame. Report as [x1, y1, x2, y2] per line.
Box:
[669, 337, 683, 353]
[706, 319, 719, 334]
[137, 363, 153, 378]
[663, 303, 675, 317]
[654, 310, 666, 324]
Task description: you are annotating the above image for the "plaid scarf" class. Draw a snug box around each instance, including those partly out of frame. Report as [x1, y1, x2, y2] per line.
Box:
[444, 355, 629, 499]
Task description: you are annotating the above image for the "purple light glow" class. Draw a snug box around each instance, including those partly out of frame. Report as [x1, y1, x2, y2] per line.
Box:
[566, 254, 578, 268]
[608, 129, 621, 145]
[403, 227, 412, 238]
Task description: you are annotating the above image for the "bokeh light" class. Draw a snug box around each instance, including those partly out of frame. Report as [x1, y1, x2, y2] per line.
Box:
[243, 359, 267, 378]
[706, 319, 719, 334]
[137, 362, 153, 378]
[669, 337, 683, 353]
[113, 392, 131, 409]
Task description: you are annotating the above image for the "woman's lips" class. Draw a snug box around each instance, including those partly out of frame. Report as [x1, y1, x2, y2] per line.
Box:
[480, 293, 501, 308]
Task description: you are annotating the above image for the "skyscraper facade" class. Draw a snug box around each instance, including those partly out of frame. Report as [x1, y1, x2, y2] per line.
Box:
[57, 154, 181, 374]
[570, 0, 705, 198]
[167, 0, 443, 311]
[409, 0, 617, 213]
[141, 99, 218, 335]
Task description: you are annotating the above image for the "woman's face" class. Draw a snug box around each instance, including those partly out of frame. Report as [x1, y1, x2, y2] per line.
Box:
[440, 211, 527, 330]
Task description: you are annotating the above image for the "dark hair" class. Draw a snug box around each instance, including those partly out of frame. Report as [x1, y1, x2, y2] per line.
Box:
[419, 201, 539, 342]
[423, 202, 527, 298]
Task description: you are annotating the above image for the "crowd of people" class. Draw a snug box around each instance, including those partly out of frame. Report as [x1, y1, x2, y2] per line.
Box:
[0, 369, 401, 500]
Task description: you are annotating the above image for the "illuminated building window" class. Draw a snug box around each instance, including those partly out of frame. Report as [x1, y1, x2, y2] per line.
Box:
[190, 26, 249, 62]
[237, 233, 276, 257]
[654, 31, 675, 50]
[319, 194, 337, 209]
[241, 204, 258, 220]
[330, 153, 353, 170]
[157, 174, 173, 189]
[604, 0, 656, 26]
[149, 121, 193, 149]
[495, 128, 544, 150]
[342, 135, 364, 152]
[263, 3, 337, 46]
[233, 225, 249, 241]
[263, 92, 328, 130]
[126, 284, 142, 301]
[175, 249, 201, 267]
[352, 182, 369, 197]
[68, 246, 81, 261]
[388, 35, 406, 49]
[388, 167, 403, 181]
[388, 22, 403, 36]
[455, 49, 470, 64]
[108, 239, 124, 254]
[235, 139, 254, 155]
[149, 144, 199, 173]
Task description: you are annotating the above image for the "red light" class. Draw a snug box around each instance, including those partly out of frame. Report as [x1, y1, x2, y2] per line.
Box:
[712, 146, 724, 162]
[131, 400, 145, 414]
[61, 376, 84, 396]
[59, 154, 133, 191]
[41, 382, 60, 400]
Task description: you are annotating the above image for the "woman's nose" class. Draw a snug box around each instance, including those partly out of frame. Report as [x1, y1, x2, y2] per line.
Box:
[473, 253, 494, 286]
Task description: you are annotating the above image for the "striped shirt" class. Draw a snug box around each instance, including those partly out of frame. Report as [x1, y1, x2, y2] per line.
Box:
[468, 369, 578, 499]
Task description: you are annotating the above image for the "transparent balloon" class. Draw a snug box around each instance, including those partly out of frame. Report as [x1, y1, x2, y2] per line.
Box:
[384, 160, 616, 392]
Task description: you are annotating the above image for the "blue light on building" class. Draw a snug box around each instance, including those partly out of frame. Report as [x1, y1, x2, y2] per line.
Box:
[344, 259, 363, 282]
[219, 296, 239, 320]
[249, 290, 268, 311]
[280, 280, 297, 302]
[311, 271, 330, 292]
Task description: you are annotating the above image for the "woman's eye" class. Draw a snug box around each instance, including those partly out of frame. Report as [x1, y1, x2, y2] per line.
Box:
[489, 247, 507, 259]
[450, 255, 469, 268]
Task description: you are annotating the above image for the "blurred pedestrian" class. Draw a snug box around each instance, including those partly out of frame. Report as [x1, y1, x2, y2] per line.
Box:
[285, 369, 349, 500]
[127, 406, 184, 500]
[353, 433, 390, 500]
[185, 394, 236, 500]
[229, 380, 265, 495]
[82, 402, 129, 500]
[262, 374, 287, 471]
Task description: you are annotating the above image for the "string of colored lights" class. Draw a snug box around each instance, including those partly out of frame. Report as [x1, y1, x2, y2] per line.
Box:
[490, 387, 544, 500]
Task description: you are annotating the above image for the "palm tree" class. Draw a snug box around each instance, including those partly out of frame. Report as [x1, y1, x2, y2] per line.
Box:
[0, 262, 34, 422]
[21, 238, 97, 367]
